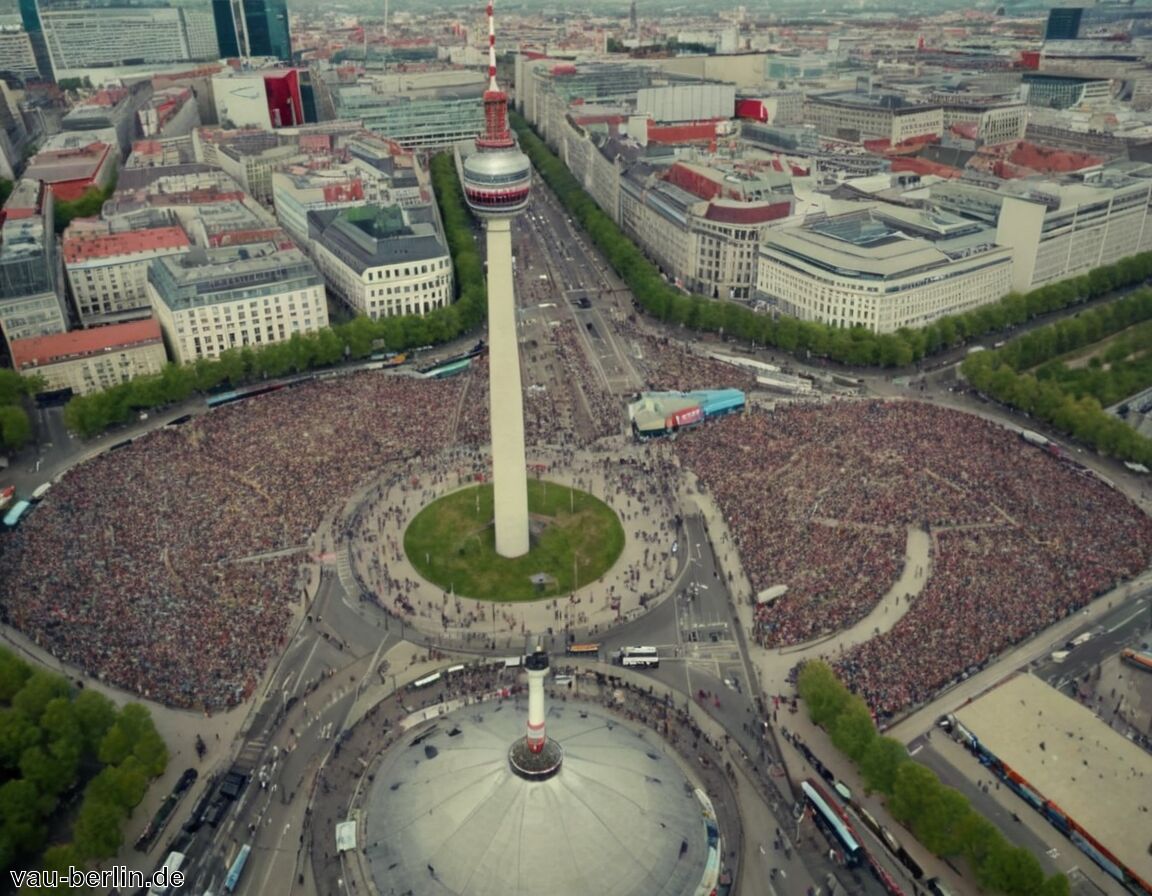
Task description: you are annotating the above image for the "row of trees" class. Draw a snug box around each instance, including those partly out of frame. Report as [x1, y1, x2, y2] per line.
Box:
[46, 130, 1152, 440]
[961, 287, 1152, 464]
[797, 662, 1069, 896]
[0, 369, 41, 453]
[0, 648, 168, 892]
[510, 112, 1152, 368]
[60, 153, 487, 439]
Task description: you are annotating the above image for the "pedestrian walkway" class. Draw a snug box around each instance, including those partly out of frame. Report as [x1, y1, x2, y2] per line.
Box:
[341, 441, 685, 645]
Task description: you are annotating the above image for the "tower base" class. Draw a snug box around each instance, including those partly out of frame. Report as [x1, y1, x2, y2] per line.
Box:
[508, 737, 564, 780]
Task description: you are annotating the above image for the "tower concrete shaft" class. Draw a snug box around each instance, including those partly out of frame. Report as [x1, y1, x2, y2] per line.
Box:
[486, 217, 530, 558]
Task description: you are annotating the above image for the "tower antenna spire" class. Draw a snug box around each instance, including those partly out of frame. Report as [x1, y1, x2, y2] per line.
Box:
[477, 0, 513, 149]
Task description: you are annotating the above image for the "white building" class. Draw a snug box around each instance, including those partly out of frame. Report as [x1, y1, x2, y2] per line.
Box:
[63, 224, 190, 326]
[307, 204, 452, 320]
[0, 28, 40, 81]
[804, 91, 944, 144]
[756, 206, 1014, 333]
[931, 164, 1152, 293]
[39, 6, 218, 76]
[146, 242, 327, 364]
[10, 317, 168, 396]
[272, 169, 366, 247]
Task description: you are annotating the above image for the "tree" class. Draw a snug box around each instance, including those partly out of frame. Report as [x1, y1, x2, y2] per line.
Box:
[11, 671, 72, 726]
[71, 690, 116, 756]
[0, 709, 41, 770]
[0, 649, 32, 702]
[888, 761, 941, 830]
[797, 660, 852, 728]
[19, 744, 75, 798]
[0, 405, 32, 452]
[858, 735, 908, 795]
[0, 779, 46, 861]
[72, 795, 125, 860]
[829, 697, 876, 762]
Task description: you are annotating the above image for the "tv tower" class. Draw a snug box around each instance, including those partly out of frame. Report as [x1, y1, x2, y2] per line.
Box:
[461, 0, 532, 558]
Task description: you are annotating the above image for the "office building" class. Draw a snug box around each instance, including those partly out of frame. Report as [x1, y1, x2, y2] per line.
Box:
[307, 205, 452, 320]
[1045, 7, 1084, 41]
[0, 27, 42, 81]
[10, 318, 168, 396]
[17, 0, 53, 81]
[213, 69, 306, 130]
[804, 91, 944, 145]
[327, 72, 487, 150]
[147, 242, 326, 364]
[23, 138, 117, 202]
[37, 3, 219, 77]
[213, 0, 291, 62]
[930, 165, 1152, 293]
[0, 179, 67, 354]
[63, 224, 190, 326]
[756, 206, 1013, 333]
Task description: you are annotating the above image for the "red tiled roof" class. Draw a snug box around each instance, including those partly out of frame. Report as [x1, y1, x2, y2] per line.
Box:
[11, 319, 163, 370]
[703, 201, 791, 224]
[63, 226, 189, 264]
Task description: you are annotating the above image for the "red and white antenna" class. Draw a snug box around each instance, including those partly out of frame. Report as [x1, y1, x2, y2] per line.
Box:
[477, 0, 513, 149]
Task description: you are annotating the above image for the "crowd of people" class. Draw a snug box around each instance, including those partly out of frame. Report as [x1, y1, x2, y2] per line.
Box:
[0, 372, 467, 710]
[7, 328, 1151, 725]
[675, 399, 1152, 718]
[639, 335, 756, 394]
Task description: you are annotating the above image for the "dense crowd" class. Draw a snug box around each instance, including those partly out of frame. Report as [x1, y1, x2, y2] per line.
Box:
[0, 373, 464, 710]
[676, 399, 1152, 718]
[639, 335, 757, 393]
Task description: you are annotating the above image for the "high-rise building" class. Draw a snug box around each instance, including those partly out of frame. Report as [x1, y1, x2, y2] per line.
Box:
[34, 0, 221, 78]
[1045, 7, 1083, 41]
[17, 0, 52, 81]
[212, 0, 291, 62]
[242, 0, 291, 61]
[460, 0, 532, 558]
[0, 179, 68, 355]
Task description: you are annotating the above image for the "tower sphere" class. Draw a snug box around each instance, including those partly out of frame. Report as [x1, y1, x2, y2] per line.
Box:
[462, 148, 532, 218]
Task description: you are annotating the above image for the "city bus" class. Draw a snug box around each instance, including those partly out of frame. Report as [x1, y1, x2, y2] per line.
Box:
[223, 843, 251, 894]
[3, 499, 32, 529]
[410, 672, 442, 690]
[566, 643, 601, 658]
[801, 779, 863, 867]
[147, 851, 186, 896]
[619, 646, 660, 668]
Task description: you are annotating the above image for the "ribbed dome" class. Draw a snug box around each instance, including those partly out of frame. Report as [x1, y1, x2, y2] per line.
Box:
[362, 701, 712, 896]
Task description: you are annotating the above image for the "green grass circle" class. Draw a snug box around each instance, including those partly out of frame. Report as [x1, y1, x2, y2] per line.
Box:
[403, 480, 626, 602]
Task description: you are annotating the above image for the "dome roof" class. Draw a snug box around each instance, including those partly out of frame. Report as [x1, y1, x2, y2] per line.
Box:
[362, 701, 712, 896]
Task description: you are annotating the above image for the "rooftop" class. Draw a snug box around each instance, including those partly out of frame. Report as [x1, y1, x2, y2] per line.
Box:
[24, 143, 112, 184]
[954, 673, 1152, 886]
[11, 318, 163, 370]
[764, 207, 1002, 278]
[309, 204, 447, 273]
[362, 699, 710, 896]
[63, 226, 190, 264]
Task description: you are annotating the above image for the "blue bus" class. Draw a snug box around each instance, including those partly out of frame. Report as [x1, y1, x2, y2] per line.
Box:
[801, 779, 863, 867]
[3, 499, 32, 529]
[223, 843, 251, 894]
